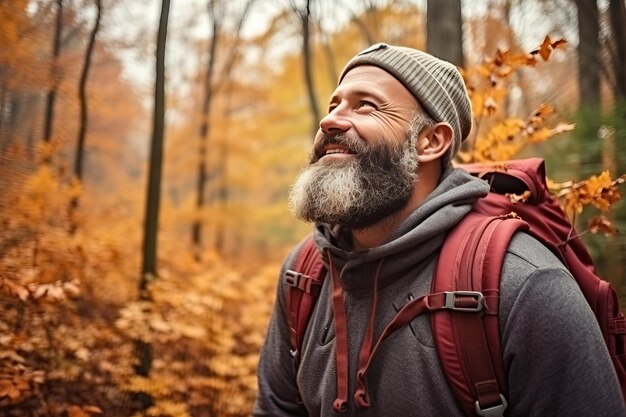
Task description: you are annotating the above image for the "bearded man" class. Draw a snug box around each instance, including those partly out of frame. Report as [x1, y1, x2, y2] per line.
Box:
[253, 44, 625, 417]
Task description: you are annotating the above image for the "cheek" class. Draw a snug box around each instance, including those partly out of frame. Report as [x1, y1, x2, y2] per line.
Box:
[355, 114, 408, 144]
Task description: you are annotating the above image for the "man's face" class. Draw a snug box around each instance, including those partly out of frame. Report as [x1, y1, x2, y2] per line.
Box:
[289, 66, 431, 229]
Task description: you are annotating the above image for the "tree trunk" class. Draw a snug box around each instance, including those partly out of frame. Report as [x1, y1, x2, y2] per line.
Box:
[136, 0, 170, 396]
[300, 0, 320, 140]
[43, 0, 63, 146]
[426, 0, 464, 66]
[575, 0, 600, 106]
[141, 0, 170, 294]
[193, 0, 253, 259]
[192, 1, 220, 261]
[70, 0, 102, 233]
[608, 0, 626, 101]
[213, 139, 228, 255]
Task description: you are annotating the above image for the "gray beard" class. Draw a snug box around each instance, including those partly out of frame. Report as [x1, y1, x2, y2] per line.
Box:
[288, 131, 420, 230]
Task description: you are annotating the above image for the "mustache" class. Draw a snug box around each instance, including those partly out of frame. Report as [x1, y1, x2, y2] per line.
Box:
[311, 132, 365, 164]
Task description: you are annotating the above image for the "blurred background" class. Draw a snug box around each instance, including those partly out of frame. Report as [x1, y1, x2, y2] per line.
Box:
[0, 0, 624, 415]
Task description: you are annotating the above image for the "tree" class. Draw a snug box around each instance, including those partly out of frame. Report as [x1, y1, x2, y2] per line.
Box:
[607, 0, 626, 101]
[192, 0, 254, 259]
[141, 0, 171, 301]
[292, 0, 321, 139]
[191, 0, 221, 261]
[43, 0, 64, 146]
[136, 0, 171, 401]
[70, 0, 103, 232]
[575, 0, 600, 106]
[426, 0, 464, 66]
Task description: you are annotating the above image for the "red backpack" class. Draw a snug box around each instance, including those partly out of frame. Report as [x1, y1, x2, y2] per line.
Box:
[284, 158, 626, 416]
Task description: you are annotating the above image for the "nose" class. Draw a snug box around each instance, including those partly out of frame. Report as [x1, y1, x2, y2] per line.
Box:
[319, 107, 351, 135]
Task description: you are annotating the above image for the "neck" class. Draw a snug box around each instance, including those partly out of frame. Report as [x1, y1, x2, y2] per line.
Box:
[350, 162, 443, 250]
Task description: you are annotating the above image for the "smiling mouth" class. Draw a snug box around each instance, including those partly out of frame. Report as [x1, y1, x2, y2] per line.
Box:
[315, 146, 356, 161]
[325, 148, 353, 156]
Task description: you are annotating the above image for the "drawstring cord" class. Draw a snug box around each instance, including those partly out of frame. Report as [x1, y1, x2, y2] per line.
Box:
[328, 252, 451, 412]
[354, 258, 385, 408]
[328, 253, 385, 413]
[328, 251, 350, 413]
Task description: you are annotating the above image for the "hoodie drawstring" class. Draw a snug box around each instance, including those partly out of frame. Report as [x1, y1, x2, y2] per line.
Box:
[328, 251, 350, 413]
[328, 253, 385, 413]
[329, 251, 451, 412]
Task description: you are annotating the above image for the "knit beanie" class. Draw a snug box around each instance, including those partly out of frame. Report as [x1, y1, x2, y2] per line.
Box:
[338, 43, 472, 166]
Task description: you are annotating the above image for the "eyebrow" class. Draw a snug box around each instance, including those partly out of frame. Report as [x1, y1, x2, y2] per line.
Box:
[329, 88, 388, 105]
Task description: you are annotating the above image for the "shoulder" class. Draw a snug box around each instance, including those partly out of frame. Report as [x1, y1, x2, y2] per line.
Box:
[497, 232, 625, 415]
[498, 231, 587, 328]
[505, 231, 567, 271]
[500, 231, 573, 296]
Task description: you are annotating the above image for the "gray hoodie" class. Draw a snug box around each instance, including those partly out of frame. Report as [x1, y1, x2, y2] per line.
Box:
[254, 167, 625, 417]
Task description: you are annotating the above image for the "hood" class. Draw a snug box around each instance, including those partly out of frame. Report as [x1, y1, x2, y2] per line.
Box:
[312, 166, 490, 292]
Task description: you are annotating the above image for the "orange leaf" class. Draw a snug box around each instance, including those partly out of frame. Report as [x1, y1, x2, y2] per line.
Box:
[0, 381, 21, 400]
[67, 406, 90, 417]
[588, 216, 619, 236]
[483, 96, 498, 115]
[550, 123, 576, 135]
[507, 190, 532, 204]
[530, 36, 553, 60]
[534, 103, 554, 118]
[551, 38, 567, 49]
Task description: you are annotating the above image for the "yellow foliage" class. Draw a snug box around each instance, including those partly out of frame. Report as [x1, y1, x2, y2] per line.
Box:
[66, 405, 103, 417]
[125, 376, 172, 398]
[561, 172, 625, 217]
[142, 401, 191, 417]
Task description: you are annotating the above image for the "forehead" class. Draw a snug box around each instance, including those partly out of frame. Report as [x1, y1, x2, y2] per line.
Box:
[335, 65, 418, 106]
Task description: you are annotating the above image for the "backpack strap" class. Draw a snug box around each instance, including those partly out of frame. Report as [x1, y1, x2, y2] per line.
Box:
[284, 235, 326, 375]
[432, 211, 529, 417]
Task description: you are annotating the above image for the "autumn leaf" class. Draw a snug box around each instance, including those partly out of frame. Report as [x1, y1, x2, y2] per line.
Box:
[588, 216, 619, 236]
[1, 280, 30, 301]
[530, 36, 566, 61]
[534, 103, 554, 118]
[563, 172, 625, 216]
[83, 406, 103, 414]
[67, 406, 90, 417]
[483, 96, 498, 115]
[537, 35, 553, 60]
[507, 190, 532, 204]
[527, 127, 551, 143]
[0, 380, 22, 400]
[550, 123, 576, 135]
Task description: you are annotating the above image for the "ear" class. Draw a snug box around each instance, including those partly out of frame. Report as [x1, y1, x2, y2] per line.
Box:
[416, 122, 453, 163]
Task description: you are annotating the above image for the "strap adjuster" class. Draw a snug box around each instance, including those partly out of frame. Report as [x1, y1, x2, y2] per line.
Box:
[475, 394, 508, 417]
[443, 291, 484, 312]
[286, 270, 322, 296]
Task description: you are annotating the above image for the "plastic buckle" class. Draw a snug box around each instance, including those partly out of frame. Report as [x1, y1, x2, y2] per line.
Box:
[285, 270, 302, 287]
[443, 291, 484, 312]
[475, 394, 508, 417]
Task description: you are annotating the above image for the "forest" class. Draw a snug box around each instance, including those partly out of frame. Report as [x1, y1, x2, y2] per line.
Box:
[0, 0, 625, 416]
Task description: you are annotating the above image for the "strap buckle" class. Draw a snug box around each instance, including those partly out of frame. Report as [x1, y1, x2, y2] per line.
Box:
[285, 270, 304, 287]
[443, 291, 484, 312]
[475, 394, 508, 417]
[285, 270, 322, 295]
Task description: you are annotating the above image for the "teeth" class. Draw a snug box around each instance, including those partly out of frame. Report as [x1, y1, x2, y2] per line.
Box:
[325, 148, 350, 155]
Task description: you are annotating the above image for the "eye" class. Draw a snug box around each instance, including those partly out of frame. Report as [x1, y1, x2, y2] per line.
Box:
[356, 100, 377, 110]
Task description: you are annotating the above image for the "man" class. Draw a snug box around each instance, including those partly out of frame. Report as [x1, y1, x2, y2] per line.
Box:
[253, 43, 625, 416]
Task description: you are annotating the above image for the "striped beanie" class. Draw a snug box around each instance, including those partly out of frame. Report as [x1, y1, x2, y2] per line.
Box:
[338, 43, 472, 166]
